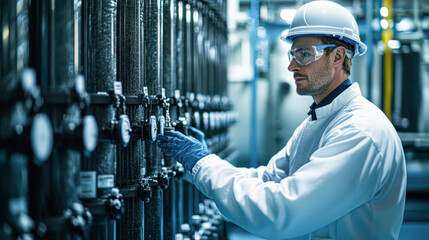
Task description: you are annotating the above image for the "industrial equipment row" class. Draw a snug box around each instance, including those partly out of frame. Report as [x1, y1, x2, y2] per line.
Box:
[0, 0, 237, 239]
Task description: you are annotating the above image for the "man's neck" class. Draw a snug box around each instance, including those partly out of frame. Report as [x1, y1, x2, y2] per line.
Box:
[313, 76, 348, 104]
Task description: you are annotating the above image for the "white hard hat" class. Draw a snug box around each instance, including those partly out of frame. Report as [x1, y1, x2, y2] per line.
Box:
[281, 1, 367, 56]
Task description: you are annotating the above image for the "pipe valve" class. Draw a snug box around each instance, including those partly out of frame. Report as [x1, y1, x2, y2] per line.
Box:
[137, 178, 158, 203]
[64, 203, 92, 239]
[105, 188, 125, 220]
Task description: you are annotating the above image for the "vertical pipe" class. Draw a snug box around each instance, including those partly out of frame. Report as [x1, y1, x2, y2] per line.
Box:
[0, 1, 34, 238]
[193, 3, 201, 100]
[0, 153, 30, 239]
[249, 0, 259, 167]
[192, 0, 203, 134]
[202, 2, 211, 145]
[162, 0, 178, 239]
[382, 0, 392, 120]
[50, 0, 83, 238]
[28, 0, 90, 239]
[177, 0, 186, 94]
[28, 0, 49, 91]
[186, 1, 194, 96]
[214, 5, 221, 99]
[83, 0, 118, 196]
[144, 0, 164, 239]
[200, 1, 208, 97]
[366, 0, 373, 102]
[84, 0, 118, 93]
[176, 0, 192, 225]
[27, 0, 50, 225]
[171, 1, 186, 231]
[190, 0, 202, 218]
[207, 5, 215, 99]
[164, 0, 176, 99]
[412, 0, 424, 132]
[82, 0, 118, 239]
[116, 0, 145, 239]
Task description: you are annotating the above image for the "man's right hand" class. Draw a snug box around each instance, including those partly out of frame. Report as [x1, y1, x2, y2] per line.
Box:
[157, 130, 210, 172]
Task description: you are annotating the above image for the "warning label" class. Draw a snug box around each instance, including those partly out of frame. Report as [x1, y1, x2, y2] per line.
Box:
[97, 174, 114, 189]
[79, 171, 96, 199]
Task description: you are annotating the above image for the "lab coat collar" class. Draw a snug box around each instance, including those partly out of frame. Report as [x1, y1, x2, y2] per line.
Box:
[308, 79, 353, 120]
[310, 82, 361, 121]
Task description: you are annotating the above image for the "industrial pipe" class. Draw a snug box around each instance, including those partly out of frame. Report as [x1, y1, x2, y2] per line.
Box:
[116, 0, 145, 239]
[82, 0, 126, 239]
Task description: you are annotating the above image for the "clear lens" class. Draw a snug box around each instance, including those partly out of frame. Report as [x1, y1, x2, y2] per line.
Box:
[288, 44, 337, 66]
[296, 47, 317, 65]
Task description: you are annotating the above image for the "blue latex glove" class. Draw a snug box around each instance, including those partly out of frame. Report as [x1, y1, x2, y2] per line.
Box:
[157, 130, 210, 172]
[188, 126, 208, 152]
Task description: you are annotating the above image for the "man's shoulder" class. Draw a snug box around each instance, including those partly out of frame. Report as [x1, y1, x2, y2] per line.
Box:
[340, 95, 387, 121]
[329, 96, 398, 142]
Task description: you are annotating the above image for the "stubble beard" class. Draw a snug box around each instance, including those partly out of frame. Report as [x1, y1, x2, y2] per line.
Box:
[296, 60, 333, 99]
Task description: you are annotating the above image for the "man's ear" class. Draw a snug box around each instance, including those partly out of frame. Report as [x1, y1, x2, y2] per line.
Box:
[332, 47, 346, 68]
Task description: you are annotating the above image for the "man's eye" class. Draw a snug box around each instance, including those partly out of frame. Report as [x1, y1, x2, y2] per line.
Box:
[297, 50, 309, 58]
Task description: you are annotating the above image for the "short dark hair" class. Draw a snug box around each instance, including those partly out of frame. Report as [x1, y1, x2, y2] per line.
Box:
[319, 36, 354, 75]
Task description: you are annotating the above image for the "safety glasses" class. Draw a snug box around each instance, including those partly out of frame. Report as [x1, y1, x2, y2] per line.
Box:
[288, 44, 353, 66]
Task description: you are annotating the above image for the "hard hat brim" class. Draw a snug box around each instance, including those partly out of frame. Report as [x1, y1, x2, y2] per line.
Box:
[281, 24, 367, 56]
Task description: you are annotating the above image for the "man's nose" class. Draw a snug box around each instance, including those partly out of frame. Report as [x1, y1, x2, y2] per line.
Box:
[288, 58, 301, 72]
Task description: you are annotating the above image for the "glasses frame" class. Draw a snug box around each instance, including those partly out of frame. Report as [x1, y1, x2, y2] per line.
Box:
[288, 44, 353, 66]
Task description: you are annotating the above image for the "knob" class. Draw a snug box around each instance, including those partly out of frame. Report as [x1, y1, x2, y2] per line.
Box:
[193, 111, 201, 129]
[175, 117, 188, 135]
[138, 178, 157, 203]
[158, 116, 165, 135]
[149, 116, 158, 142]
[209, 112, 216, 132]
[105, 188, 124, 220]
[202, 112, 209, 132]
[185, 112, 192, 127]
[64, 203, 92, 237]
[158, 169, 170, 190]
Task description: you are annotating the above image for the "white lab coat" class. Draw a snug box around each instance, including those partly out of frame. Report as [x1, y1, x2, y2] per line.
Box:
[190, 83, 407, 239]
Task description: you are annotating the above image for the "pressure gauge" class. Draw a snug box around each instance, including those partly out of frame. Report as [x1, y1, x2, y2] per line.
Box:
[82, 115, 98, 152]
[31, 113, 53, 164]
[119, 114, 131, 147]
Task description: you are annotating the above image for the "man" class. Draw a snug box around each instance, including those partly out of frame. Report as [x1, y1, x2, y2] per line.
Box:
[158, 1, 407, 239]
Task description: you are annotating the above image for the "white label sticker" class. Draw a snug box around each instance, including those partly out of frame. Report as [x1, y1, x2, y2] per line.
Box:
[80, 171, 96, 199]
[113, 81, 123, 95]
[97, 174, 114, 189]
